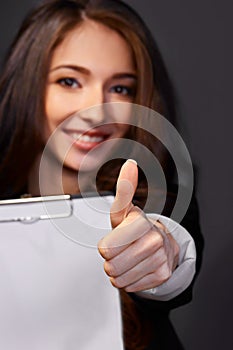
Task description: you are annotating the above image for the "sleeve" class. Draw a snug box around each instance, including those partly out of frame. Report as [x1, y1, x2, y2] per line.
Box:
[130, 193, 204, 311]
[136, 214, 196, 301]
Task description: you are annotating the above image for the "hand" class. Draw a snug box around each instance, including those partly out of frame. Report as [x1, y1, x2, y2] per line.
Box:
[98, 159, 179, 292]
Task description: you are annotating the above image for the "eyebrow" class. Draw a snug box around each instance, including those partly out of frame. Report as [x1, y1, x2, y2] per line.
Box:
[49, 65, 137, 80]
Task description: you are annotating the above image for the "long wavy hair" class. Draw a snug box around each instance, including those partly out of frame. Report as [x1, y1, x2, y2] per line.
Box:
[0, 0, 178, 348]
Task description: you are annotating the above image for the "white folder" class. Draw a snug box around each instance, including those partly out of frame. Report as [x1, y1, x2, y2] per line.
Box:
[0, 194, 123, 350]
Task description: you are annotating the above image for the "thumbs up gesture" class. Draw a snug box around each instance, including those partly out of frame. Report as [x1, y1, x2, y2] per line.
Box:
[98, 160, 179, 293]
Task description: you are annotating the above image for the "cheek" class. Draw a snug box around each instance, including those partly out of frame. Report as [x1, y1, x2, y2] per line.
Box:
[43, 92, 64, 142]
[45, 85, 81, 132]
[45, 88, 57, 127]
[45, 90, 60, 124]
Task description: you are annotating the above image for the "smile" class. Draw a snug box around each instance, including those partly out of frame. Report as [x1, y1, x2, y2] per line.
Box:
[71, 133, 104, 143]
[63, 128, 111, 152]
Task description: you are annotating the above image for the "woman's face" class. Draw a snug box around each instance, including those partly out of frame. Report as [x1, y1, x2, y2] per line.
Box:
[44, 19, 137, 172]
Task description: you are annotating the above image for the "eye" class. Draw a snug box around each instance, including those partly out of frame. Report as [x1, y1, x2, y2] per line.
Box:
[56, 77, 80, 89]
[110, 85, 135, 97]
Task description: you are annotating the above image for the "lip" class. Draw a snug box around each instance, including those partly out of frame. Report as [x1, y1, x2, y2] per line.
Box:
[62, 128, 111, 151]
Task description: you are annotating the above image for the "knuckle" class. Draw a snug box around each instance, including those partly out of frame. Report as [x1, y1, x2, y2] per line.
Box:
[98, 245, 110, 259]
[157, 232, 165, 246]
[148, 230, 164, 250]
[151, 249, 166, 267]
[104, 260, 118, 277]
[111, 276, 125, 289]
[158, 247, 167, 261]
[157, 263, 172, 283]
[109, 277, 118, 288]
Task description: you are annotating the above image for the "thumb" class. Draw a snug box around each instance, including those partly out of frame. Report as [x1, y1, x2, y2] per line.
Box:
[110, 159, 138, 228]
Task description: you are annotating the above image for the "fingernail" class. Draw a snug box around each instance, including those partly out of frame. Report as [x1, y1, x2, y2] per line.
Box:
[126, 159, 137, 165]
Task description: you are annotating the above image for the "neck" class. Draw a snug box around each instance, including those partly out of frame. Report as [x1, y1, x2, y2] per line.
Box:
[28, 152, 97, 197]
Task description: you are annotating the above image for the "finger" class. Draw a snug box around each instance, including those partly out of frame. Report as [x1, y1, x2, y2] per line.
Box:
[110, 159, 138, 228]
[103, 227, 164, 277]
[124, 263, 172, 292]
[109, 248, 168, 289]
[98, 207, 152, 260]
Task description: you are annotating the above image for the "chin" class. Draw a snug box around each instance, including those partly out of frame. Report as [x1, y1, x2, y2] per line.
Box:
[64, 150, 108, 174]
[65, 138, 121, 173]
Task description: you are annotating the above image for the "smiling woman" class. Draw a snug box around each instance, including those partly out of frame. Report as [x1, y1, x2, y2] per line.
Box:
[0, 1, 203, 349]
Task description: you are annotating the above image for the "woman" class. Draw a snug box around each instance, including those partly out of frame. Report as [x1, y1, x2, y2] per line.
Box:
[0, 0, 203, 349]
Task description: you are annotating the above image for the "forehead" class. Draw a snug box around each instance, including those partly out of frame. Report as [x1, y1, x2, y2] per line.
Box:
[50, 19, 135, 71]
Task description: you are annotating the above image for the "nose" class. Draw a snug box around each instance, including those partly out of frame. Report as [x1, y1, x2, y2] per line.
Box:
[79, 85, 106, 125]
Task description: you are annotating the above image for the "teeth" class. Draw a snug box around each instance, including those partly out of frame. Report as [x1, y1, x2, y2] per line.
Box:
[71, 133, 81, 139]
[71, 133, 104, 143]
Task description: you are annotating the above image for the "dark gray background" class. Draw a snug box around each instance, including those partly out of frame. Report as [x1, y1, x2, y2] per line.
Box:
[0, 1, 232, 349]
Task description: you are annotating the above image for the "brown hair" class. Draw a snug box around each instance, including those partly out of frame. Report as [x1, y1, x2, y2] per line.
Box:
[0, 0, 176, 198]
[0, 1, 178, 348]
